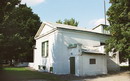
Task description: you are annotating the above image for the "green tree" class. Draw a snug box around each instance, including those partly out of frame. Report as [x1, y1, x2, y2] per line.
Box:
[0, 0, 20, 69]
[56, 18, 79, 26]
[0, 0, 20, 23]
[2, 4, 41, 65]
[56, 20, 62, 24]
[106, 0, 130, 68]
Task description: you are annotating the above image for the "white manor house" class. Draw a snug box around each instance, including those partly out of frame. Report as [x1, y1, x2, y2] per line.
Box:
[29, 22, 120, 76]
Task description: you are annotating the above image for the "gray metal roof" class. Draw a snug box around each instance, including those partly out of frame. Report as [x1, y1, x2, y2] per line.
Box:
[35, 22, 110, 39]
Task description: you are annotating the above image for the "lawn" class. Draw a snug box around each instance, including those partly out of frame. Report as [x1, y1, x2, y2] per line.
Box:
[1, 67, 70, 81]
[2, 67, 129, 81]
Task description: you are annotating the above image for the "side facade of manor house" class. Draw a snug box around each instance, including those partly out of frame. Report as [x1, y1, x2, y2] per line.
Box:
[30, 22, 120, 76]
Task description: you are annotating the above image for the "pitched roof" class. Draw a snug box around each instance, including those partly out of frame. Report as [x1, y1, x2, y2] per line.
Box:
[35, 22, 110, 39]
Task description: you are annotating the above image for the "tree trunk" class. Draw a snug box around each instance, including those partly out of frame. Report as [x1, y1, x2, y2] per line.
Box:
[129, 58, 130, 70]
[9, 59, 13, 66]
[0, 57, 3, 71]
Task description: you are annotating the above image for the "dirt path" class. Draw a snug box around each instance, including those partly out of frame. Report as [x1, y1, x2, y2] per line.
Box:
[72, 71, 130, 81]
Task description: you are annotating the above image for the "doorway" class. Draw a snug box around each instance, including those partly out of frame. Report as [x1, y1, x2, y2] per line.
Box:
[70, 57, 75, 74]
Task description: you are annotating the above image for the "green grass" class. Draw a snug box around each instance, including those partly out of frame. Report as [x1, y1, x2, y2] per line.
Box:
[3, 67, 68, 81]
[4, 67, 28, 71]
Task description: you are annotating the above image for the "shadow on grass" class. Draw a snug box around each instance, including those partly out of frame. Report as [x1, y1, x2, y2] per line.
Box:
[1, 67, 68, 81]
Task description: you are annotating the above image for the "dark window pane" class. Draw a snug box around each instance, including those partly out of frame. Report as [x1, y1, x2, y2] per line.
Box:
[90, 59, 96, 64]
[46, 41, 49, 56]
[41, 41, 49, 57]
[100, 42, 105, 45]
[42, 42, 45, 57]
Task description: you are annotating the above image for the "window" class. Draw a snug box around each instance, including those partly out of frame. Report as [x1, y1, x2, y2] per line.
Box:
[100, 42, 105, 45]
[90, 59, 96, 64]
[42, 41, 49, 57]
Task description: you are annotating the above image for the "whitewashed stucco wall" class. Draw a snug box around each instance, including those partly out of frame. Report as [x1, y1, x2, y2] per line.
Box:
[75, 54, 107, 76]
[51, 28, 109, 75]
[59, 28, 109, 48]
[52, 32, 70, 74]
[33, 26, 58, 71]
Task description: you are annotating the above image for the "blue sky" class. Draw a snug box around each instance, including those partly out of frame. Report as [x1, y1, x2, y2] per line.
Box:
[21, 0, 111, 29]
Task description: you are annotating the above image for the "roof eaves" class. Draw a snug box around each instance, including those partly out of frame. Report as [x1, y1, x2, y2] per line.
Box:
[34, 23, 45, 39]
[82, 51, 105, 55]
[34, 28, 57, 40]
[57, 26, 110, 36]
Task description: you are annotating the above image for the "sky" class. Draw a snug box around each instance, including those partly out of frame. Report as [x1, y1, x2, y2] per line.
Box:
[21, 0, 111, 29]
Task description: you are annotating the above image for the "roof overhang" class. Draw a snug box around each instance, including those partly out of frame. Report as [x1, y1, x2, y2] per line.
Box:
[34, 22, 57, 39]
[34, 22, 110, 40]
[57, 27, 110, 36]
[82, 51, 106, 55]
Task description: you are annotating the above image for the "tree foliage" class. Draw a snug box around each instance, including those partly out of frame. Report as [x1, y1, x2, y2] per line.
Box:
[56, 18, 79, 26]
[106, 0, 130, 66]
[0, 0, 21, 68]
[0, 0, 20, 23]
[0, 1, 41, 66]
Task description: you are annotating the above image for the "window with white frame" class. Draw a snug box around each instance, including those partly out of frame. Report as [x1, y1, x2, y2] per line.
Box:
[42, 41, 49, 57]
